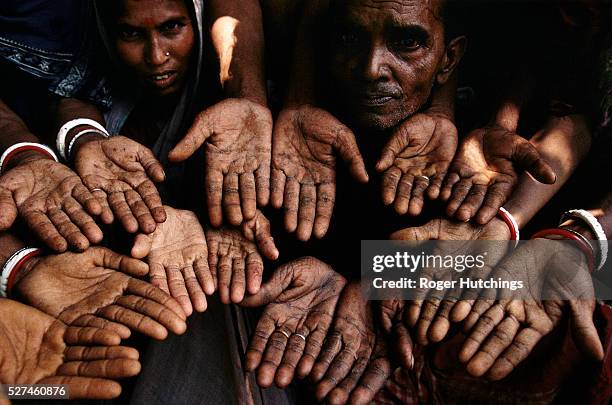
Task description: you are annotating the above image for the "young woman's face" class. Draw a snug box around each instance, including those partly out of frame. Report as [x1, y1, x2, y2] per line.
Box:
[114, 0, 194, 96]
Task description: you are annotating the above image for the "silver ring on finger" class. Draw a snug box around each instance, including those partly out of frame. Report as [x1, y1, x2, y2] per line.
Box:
[294, 333, 307, 341]
[91, 188, 104, 193]
[279, 329, 291, 339]
[415, 175, 430, 184]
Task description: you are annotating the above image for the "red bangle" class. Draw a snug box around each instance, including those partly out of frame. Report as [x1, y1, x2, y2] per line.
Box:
[497, 207, 519, 241]
[6, 249, 41, 296]
[531, 228, 595, 273]
[3, 145, 55, 168]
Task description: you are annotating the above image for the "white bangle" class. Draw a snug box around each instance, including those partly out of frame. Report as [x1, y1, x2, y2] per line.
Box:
[560, 209, 608, 271]
[56, 118, 109, 161]
[0, 142, 59, 175]
[0, 247, 40, 298]
[67, 129, 108, 160]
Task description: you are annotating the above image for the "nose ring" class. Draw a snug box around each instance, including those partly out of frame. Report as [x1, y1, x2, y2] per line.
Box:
[165, 52, 170, 56]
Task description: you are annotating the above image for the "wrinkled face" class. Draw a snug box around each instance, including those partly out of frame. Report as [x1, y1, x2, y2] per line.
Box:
[330, 0, 447, 131]
[113, 0, 194, 96]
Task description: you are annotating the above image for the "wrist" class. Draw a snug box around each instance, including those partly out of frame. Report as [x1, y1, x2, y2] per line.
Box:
[68, 130, 105, 160]
[0, 248, 42, 298]
[0, 143, 58, 175]
[2, 150, 53, 172]
[426, 104, 455, 122]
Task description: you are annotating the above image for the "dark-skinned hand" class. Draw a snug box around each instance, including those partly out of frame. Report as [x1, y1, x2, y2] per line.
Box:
[206, 209, 279, 304]
[240, 257, 347, 389]
[74, 135, 166, 234]
[14, 247, 187, 341]
[441, 126, 556, 223]
[0, 159, 102, 252]
[270, 105, 369, 241]
[131, 206, 213, 316]
[377, 111, 458, 216]
[168, 99, 273, 227]
[311, 282, 393, 405]
[459, 238, 604, 381]
[0, 299, 141, 399]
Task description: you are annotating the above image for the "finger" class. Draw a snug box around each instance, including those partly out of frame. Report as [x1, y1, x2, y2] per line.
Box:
[333, 126, 369, 183]
[194, 258, 215, 296]
[381, 167, 402, 206]
[166, 265, 192, 316]
[376, 136, 402, 172]
[92, 189, 113, 225]
[136, 181, 166, 223]
[393, 322, 414, 369]
[48, 208, 89, 251]
[63, 197, 103, 244]
[428, 299, 457, 343]
[240, 172, 257, 221]
[394, 173, 414, 216]
[275, 331, 308, 388]
[314, 183, 335, 239]
[149, 262, 170, 295]
[57, 358, 141, 379]
[131, 233, 153, 259]
[283, 177, 300, 233]
[207, 235, 219, 290]
[257, 329, 290, 388]
[297, 183, 316, 241]
[456, 184, 487, 222]
[440, 172, 460, 201]
[168, 115, 213, 162]
[71, 315, 131, 340]
[426, 172, 446, 200]
[464, 299, 496, 332]
[415, 297, 444, 345]
[474, 183, 512, 225]
[459, 304, 505, 363]
[223, 173, 243, 226]
[446, 180, 472, 218]
[71, 183, 102, 216]
[246, 314, 275, 371]
[512, 140, 556, 184]
[138, 147, 166, 182]
[108, 191, 138, 233]
[40, 376, 122, 400]
[93, 246, 149, 277]
[126, 277, 187, 321]
[245, 252, 264, 295]
[297, 327, 328, 379]
[124, 189, 156, 234]
[569, 300, 604, 361]
[348, 354, 392, 405]
[24, 210, 68, 252]
[450, 299, 476, 323]
[311, 332, 342, 382]
[408, 175, 429, 216]
[230, 257, 246, 303]
[255, 165, 271, 207]
[466, 315, 520, 377]
[65, 346, 140, 361]
[182, 264, 207, 313]
[316, 347, 361, 401]
[0, 187, 17, 230]
[247, 212, 279, 260]
[270, 168, 286, 209]
[326, 355, 369, 405]
[206, 170, 224, 227]
[63, 326, 121, 346]
[486, 327, 543, 381]
[217, 254, 233, 304]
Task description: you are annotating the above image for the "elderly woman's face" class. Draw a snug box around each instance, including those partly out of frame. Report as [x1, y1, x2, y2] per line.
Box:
[114, 0, 194, 96]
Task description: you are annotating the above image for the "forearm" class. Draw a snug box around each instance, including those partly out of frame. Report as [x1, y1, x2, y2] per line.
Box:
[490, 66, 533, 132]
[208, 0, 267, 105]
[504, 114, 592, 228]
[428, 72, 457, 121]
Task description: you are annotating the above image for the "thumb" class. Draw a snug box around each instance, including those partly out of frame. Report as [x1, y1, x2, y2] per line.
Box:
[243, 212, 279, 261]
[390, 220, 439, 241]
[138, 147, 166, 183]
[131, 233, 153, 259]
[512, 140, 556, 184]
[0, 187, 17, 230]
[376, 126, 415, 172]
[333, 125, 369, 183]
[93, 246, 149, 277]
[168, 111, 214, 162]
[569, 300, 604, 361]
[240, 263, 292, 307]
[393, 322, 415, 369]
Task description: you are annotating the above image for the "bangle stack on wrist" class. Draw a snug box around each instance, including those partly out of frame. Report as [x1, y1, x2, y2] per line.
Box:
[0, 247, 41, 298]
[531, 228, 596, 273]
[0, 143, 58, 175]
[497, 207, 520, 245]
[560, 209, 608, 271]
[56, 118, 109, 161]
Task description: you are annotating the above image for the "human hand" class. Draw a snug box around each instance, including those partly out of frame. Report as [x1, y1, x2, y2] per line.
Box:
[168, 98, 273, 227]
[377, 111, 458, 216]
[205, 209, 279, 304]
[459, 239, 603, 380]
[311, 282, 393, 405]
[0, 159, 102, 252]
[270, 105, 369, 241]
[240, 257, 347, 388]
[131, 206, 213, 316]
[441, 126, 556, 223]
[0, 299, 141, 399]
[74, 135, 166, 234]
[14, 247, 187, 340]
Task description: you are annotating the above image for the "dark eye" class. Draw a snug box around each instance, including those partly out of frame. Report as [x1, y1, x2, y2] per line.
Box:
[117, 26, 143, 41]
[393, 37, 421, 51]
[161, 21, 185, 35]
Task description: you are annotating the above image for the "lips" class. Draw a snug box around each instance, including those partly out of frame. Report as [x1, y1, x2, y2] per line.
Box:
[147, 70, 178, 89]
[359, 94, 396, 106]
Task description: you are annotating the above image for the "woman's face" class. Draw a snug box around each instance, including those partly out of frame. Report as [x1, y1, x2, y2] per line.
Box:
[114, 0, 195, 96]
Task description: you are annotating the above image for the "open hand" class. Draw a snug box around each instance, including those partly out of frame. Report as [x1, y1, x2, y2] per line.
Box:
[0, 159, 102, 252]
[441, 126, 556, 223]
[241, 257, 347, 388]
[168, 99, 273, 227]
[377, 111, 458, 216]
[131, 206, 213, 316]
[14, 247, 187, 340]
[0, 299, 141, 399]
[74, 135, 166, 234]
[271, 105, 369, 241]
